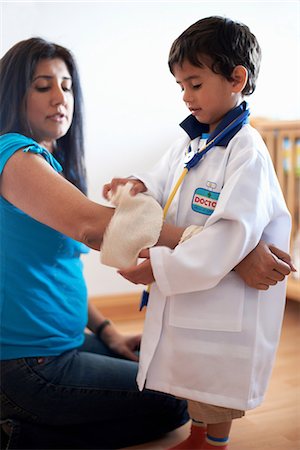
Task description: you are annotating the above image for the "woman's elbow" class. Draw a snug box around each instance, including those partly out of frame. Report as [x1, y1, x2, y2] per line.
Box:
[77, 205, 114, 250]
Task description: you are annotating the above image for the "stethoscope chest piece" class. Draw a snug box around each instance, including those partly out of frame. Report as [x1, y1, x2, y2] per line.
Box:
[184, 148, 196, 164]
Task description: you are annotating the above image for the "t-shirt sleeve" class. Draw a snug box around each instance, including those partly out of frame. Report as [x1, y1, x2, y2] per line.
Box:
[0, 133, 62, 174]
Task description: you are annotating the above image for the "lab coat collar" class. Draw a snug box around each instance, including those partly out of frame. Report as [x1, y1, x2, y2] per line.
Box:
[179, 101, 250, 146]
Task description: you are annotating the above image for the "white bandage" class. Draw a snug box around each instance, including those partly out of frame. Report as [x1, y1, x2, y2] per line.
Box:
[101, 183, 163, 269]
[179, 225, 203, 244]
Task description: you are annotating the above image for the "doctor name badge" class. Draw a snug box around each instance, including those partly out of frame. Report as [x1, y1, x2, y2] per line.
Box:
[191, 187, 220, 215]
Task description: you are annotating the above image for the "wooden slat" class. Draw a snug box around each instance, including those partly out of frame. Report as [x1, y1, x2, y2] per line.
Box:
[252, 119, 300, 303]
[287, 277, 300, 302]
[91, 292, 145, 332]
[251, 118, 300, 131]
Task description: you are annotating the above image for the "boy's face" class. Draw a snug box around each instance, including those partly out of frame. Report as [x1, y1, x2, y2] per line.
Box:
[173, 59, 241, 132]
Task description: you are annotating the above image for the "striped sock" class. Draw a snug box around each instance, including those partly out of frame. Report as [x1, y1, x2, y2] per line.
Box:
[203, 434, 229, 448]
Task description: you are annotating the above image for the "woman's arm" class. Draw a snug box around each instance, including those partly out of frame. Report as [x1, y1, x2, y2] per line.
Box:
[0, 149, 114, 250]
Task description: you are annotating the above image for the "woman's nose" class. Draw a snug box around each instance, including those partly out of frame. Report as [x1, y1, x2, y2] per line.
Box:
[51, 86, 67, 106]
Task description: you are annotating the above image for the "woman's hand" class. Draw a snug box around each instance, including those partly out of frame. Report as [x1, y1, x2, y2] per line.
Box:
[101, 325, 141, 362]
[234, 240, 296, 290]
[88, 301, 140, 361]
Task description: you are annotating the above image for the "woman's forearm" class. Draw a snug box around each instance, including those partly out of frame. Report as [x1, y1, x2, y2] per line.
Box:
[80, 205, 115, 250]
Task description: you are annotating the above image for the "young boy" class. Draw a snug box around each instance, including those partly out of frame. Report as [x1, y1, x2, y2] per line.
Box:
[102, 17, 291, 449]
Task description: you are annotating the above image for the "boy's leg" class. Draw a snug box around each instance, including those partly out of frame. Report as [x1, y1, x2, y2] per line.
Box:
[170, 400, 244, 450]
[169, 400, 208, 449]
[201, 421, 231, 449]
[200, 403, 244, 449]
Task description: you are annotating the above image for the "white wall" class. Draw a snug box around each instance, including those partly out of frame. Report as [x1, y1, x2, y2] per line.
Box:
[1, 0, 300, 296]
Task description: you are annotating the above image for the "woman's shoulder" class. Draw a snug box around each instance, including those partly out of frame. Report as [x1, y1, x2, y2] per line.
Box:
[0, 133, 62, 174]
[0, 133, 40, 174]
[0, 132, 38, 148]
[0, 132, 40, 158]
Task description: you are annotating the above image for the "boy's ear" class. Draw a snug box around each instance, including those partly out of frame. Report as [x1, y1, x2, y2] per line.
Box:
[231, 65, 248, 93]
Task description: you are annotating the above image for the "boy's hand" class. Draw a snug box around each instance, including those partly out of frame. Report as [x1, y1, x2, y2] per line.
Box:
[268, 244, 296, 272]
[234, 240, 296, 290]
[118, 257, 155, 285]
[102, 178, 147, 200]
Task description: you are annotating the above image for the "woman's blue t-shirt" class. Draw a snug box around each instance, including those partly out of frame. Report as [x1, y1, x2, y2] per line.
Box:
[0, 133, 89, 360]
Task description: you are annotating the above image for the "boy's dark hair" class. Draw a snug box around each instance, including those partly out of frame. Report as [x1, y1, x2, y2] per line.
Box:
[0, 37, 87, 194]
[168, 16, 261, 95]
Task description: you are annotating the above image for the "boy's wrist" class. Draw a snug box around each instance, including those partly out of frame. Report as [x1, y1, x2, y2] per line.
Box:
[158, 223, 186, 249]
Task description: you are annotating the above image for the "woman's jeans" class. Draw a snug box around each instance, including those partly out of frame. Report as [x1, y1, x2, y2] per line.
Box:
[0, 333, 188, 449]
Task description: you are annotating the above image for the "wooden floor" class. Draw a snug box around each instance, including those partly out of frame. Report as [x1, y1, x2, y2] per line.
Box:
[94, 296, 300, 450]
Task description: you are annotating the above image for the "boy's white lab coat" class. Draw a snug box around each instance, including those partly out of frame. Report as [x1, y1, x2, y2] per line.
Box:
[135, 124, 291, 411]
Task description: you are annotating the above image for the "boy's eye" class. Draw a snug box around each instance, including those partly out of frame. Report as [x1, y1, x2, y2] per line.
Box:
[192, 84, 202, 90]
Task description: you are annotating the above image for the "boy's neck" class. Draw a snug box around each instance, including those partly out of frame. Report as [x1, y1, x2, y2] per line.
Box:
[179, 100, 249, 145]
[208, 100, 244, 133]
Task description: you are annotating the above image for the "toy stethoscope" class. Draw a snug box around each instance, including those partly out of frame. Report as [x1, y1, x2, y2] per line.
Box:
[140, 102, 250, 310]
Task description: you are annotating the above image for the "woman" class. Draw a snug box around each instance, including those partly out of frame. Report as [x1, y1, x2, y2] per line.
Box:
[0, 38, 294, 449]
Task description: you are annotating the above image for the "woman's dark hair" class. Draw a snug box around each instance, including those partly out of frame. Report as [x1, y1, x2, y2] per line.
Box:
[168, 16, 262, 96]
[0, 37, 87, 194]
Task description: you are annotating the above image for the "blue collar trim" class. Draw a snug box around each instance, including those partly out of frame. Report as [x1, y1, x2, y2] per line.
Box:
[179, 101, 250, 146]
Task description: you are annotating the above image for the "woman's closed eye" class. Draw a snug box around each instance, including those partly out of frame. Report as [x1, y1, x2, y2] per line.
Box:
[35, 86, 51, 92]
[34, 84, 72, 93]
[62, 86, 72, 92]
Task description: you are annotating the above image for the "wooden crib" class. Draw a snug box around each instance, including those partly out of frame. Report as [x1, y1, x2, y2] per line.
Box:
[252, 118, 300, 301]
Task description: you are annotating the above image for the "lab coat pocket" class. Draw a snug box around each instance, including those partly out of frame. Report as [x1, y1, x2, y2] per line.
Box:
[169, 271, 245, 332]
